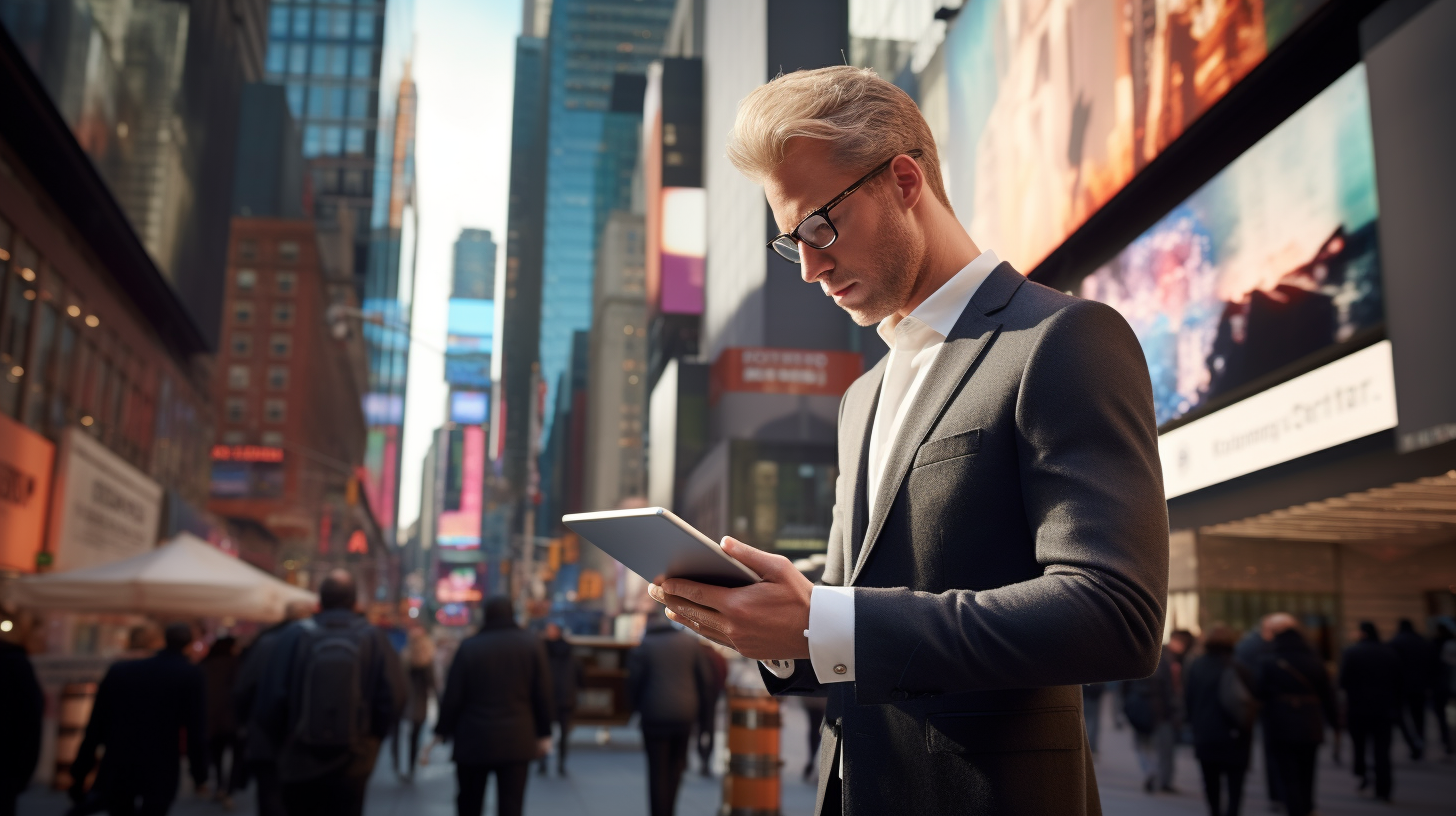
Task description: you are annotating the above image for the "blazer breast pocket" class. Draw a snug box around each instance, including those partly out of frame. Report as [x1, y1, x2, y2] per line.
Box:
[912, 428, 981, 469]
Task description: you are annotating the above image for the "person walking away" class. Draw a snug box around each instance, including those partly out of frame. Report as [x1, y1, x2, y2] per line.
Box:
[393, 628, 437, 781]
[1082, 683, 1107, 753]
[1186, 625, 1255, 816]
[1256, 624, 1338, 816]
[801, 696, 827, 781]
[1389, 618, 1433, 760]
[257, 571, 405, 816]
[69, 623, 209, 816]
[628, 612, 712, 816]
[1339, 621, 1399, 801]
[436, 597, 553, 816]
[0, 613, 43, 816]
[1125, 631, 1190, 792]
[233, 601, 313, 816]
[201, 636, 242, 808]
[696, 640, 727, 777]
[1435, 622, 1456, 756]
[1238, 614, 1286, 809]
[538, 622, 581, 776]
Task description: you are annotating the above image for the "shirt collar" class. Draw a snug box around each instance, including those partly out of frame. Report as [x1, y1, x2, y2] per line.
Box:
[876, 249, 1000, 349]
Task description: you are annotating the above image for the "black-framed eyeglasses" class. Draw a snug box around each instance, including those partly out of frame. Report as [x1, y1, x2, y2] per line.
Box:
[767, 149, 923, 264]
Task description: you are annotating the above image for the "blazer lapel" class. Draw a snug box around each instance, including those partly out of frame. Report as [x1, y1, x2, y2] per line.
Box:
[849, 263, 1026, 585]
[841, 358, 883, 572]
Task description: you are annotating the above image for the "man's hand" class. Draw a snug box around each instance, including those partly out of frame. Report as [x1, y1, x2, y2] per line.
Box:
[647, 537, 813, 661]
[537, 736, 552, 759]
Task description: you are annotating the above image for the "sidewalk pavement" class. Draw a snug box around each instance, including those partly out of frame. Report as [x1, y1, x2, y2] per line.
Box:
[17, 695, 1454, 815]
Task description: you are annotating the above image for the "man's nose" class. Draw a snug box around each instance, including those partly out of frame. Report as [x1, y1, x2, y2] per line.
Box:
[799, 244, 833, 284]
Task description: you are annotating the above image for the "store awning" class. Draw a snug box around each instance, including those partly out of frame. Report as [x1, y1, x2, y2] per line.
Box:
[1203, 470, 1456, 545]
[7, 533, 316, 621]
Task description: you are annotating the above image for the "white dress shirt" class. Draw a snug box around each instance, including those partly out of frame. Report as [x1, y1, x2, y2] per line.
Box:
[763, 249, 1000, 687]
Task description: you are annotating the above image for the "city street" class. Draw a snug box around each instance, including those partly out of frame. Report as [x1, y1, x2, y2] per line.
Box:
[17, 698, 1456, 816]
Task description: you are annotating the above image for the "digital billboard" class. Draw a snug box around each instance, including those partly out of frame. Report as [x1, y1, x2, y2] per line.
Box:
[1080, 65, 1381, 428]
[446, 298, 494, 387]
[660, 187, 705, 315]
[435, 562, 485, 604]
[437, 426, 485, 548]
[450, 391, 489, 425]
[945, 0, 1329, 272]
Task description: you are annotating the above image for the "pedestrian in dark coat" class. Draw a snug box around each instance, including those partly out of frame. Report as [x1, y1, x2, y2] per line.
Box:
[1256, 626, 1338, 816]
[537, 622, 582, 776]
[1124, 631, 1191, 793]
[0, 628, 43, 816]
[200, 636, 241, 805]
[1389, 618, 1433, 759]
[70, 623, 209, 816]
[696, 642, 728, 777]
[257, 571, 405, 816]
[627, 612, 712, 816]
[233, 601, 313, 816]
[1234, 621, 1280, 806]
[392, 628, 437, 781]
[1339, 621, 1400, 801]
[436, 597, 553, 816]
[1185, 626, 1253, 816]
[1432, 622, 1454, 756]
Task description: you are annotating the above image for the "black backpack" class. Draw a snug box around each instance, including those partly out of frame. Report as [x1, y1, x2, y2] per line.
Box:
[292, 617, 372, 750]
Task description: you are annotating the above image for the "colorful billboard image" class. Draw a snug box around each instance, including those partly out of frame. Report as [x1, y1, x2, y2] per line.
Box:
[660, 187, 705, 315]
[945, 0, 1328, 272]
[1079, 65, 1381, 428]
[450, 391, 489, 425]
[437, 426, 485, 548]
[446, 298, 494, 387]
[436, 562, 485, 604]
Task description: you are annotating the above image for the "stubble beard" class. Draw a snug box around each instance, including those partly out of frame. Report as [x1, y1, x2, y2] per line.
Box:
[839, 212, 924, 327]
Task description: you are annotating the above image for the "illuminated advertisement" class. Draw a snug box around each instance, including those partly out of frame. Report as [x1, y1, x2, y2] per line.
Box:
[435, 562, 485, 604]
[1080, 65, 1381, 428]
[364, 425, 400, 533]
[446, 298, 493, 387]
[945, 0, 1329, 272]
[451, 391, 489, 425]
[437, 426, 485, 548]
[0, 412, 53, 573]
[660, 187, 705, 314]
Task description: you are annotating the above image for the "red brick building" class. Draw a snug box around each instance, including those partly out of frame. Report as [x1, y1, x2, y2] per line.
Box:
[208, 217, 383, 583]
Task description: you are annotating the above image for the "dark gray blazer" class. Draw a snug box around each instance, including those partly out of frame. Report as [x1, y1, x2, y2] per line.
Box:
[761, 263, 1169, 816]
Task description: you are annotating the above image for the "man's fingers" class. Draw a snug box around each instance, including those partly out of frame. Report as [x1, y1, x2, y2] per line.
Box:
[647, 583, 667, 605]
[720, 537, 786, 578]
[665, 609, 737, 652]
[661, 592, 727, 633]
[658, 577, 731, 610]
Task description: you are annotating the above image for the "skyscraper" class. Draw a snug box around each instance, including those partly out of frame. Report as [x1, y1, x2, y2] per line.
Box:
[262, 0, 389, 291]
[536, 0, 675, 444]
[452, 229, 498, 300]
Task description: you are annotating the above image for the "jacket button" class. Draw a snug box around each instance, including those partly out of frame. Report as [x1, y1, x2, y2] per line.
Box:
[833, 664, 847, 675]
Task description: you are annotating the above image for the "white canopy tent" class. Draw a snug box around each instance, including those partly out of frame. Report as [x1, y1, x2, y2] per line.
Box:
[10, 533, 316, 621]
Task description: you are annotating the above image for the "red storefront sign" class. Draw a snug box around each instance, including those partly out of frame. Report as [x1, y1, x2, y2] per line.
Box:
[710, 347, 863, 403]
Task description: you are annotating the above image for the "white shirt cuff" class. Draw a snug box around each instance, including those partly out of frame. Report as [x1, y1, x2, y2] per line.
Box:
[807, 585, 855, 683]
[761, 658, 796, 679]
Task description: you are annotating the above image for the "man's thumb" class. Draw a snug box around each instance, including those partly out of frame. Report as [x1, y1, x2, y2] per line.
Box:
[721, 537, 778, 576]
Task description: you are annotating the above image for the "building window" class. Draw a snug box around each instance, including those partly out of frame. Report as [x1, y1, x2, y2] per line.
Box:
[345, 128, 366, 155]
[353, 11, 376, 40]
[278, 240, 300, 263]
[261, 430, 285, 448]
[231, 333, 252, 357]
[348, 87, 371, 120]
[291, 6, 311, 37]
[233, 301, 254, 325]
[238, 240, 258, 261]
[351, 46, 374, 78]
[263, 398, 286, 423]
[276, 272, 296, 294]
[222, 430, 247, 445]
[267, 365, 289, 390]
[342, 169, 366, 196]
[289, 45, 309, 77]
[266, 43, 287, 76]
[227, 365, 250, 390]
[272, 303, 295, 326]
[225, 397, 246, 423]
[269, 333, 292, 358]
[237, 269, 257, 290]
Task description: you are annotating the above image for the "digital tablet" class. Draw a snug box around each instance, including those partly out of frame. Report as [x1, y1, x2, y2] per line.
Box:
[561, 507, 761, 588]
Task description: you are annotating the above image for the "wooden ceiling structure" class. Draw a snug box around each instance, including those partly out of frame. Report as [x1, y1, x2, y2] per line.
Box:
[1203, 470, 1456, 546]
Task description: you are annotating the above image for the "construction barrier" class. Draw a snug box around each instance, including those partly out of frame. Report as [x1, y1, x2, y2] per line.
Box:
[721, 688, 782, 816]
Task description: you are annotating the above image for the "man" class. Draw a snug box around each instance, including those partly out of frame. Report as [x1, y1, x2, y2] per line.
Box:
[258, 571, 404, 816]
[648, 66, 1168, 815]
[538, 622, 581, 776]
[627, 612, 713, 816]
[0, 613, 43, 816]
[1125, 631, 1191, 794]
[436, 597, 553, 816]
[1256, 626, 1338, 816]
[1389, 618, 1433, 760]
[1340, 622, 1400, 801]
[234, 600, 314, 816]
[1238, 614, 1289, 809]
[70, 623, 209, 816]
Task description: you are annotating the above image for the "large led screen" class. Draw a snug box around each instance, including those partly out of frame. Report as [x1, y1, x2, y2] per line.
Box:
[437, 426, 485, 548]
[1080, 65, 1381, 428]
[945, 0, 1328, 272]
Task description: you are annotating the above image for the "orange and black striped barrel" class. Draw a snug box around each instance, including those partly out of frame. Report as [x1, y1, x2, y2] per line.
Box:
[721, 690, 781, 816]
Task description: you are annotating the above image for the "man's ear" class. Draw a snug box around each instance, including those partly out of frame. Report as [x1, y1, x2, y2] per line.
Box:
[889, 153, 924, 212]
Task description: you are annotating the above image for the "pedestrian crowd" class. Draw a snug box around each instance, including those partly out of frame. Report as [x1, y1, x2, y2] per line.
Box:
[0, 575, 731, 816]
[1093, 613, 1455, 816]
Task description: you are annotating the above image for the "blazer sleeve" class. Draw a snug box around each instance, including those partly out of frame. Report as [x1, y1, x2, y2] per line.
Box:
[853, 299, 1168, 703]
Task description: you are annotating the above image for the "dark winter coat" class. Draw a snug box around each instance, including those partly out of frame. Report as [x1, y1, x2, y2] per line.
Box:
[1256, 630, 1338, 744]
[627, 616, 712, 733]
[1184, 651, 1253, 766]
[436, 626, 553, 765]
[0, 640, 43, 796]
[1340, 636, 1401, 725]
[544, 637, 582, 714]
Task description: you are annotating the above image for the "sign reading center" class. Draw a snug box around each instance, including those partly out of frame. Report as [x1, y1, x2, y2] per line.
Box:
[1160, 341, 1399, 499]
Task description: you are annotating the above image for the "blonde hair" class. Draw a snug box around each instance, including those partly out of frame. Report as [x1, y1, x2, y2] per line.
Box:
[726, 66, 951, 209]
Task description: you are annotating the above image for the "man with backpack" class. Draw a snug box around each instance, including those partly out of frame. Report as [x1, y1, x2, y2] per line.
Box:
[258, 570, 405, 816]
